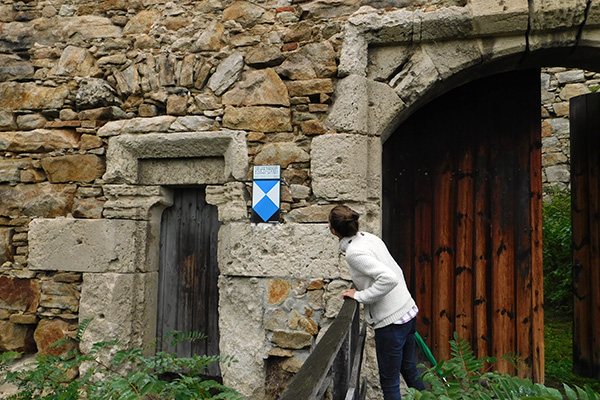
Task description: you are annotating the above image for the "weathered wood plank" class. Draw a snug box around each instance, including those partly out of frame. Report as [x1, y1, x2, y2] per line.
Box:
[571, 94, 593, 377]
[280, 299, 359, 400]
[490, 126, 517, 376]
[415, 159, 434, 350]
[585, 95, 600, 374]
[515, 128, 533, 380]
[433, 149, 455, 361]
[455, 146, 475, 340]
[346, 323, 367, 399]
[157, 188, 221, 378]
[521, 68, 542, 382]
[529, 105, 544, 384]
[474, 141, 491, 361]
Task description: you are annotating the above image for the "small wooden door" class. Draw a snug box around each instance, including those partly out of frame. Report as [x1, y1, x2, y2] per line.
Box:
[571, 93, 600, 379]
[157, 187, 221, 378]
[383, 69, 544, 381]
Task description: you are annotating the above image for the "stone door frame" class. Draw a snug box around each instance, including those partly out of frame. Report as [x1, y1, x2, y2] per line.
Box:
[28, 117, 249, 362]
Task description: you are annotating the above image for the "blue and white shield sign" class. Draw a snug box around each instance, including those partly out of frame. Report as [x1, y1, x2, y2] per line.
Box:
[252, 165, 280, 223]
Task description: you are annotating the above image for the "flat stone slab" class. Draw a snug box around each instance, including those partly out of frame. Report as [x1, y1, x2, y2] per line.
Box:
[29, 218, 149, 273]
[219, 222, 345, 278]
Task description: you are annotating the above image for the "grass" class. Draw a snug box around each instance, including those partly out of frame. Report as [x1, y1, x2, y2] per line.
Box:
[544, 311, 600, 392]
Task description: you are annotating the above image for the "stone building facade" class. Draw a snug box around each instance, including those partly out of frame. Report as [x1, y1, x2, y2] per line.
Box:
[1, 0, 600, 398]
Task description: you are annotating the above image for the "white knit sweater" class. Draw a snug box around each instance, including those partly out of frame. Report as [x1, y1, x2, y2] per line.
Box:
[340, 232, 416, 329]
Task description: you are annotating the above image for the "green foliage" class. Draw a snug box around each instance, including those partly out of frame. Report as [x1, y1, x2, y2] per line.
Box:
[406, 333, 600, 400]
[0, 320, 240, 400]
[544, 315, 600, 393]
[542, 186, 573, 314]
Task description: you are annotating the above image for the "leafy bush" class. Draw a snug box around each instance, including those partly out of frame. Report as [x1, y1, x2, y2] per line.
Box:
[543, 186, 573, 315]
[545, 315, 600, 393]
[407, 333, 600, 400]
[0, 320, 240, 400]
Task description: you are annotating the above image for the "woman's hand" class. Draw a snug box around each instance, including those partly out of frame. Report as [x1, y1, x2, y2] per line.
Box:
[342, 288, 357, 299]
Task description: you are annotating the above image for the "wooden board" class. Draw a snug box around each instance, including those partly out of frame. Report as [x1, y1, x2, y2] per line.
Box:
[382, 69, 543, 380]
[156, 188, 222, 378]
[571, 93, 600, 379]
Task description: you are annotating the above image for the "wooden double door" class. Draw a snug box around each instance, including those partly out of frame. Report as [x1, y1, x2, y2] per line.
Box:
[383, 69, 544, 381]
[157, 188, 221, 379]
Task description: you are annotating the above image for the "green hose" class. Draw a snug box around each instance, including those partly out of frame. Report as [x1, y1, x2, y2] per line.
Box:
[415, 332, 437, 366]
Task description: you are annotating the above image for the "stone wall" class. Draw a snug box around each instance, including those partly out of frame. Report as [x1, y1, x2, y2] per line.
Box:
[541, 67, 600, 190]
[1, 0, 599, 398]
[0, 1, 373, 397]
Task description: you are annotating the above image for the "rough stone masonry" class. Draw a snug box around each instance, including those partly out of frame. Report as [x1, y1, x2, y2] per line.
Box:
[1, 0, 600, 398]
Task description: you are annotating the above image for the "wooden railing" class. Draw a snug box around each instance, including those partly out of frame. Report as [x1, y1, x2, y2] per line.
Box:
[279, 298, 367, 400]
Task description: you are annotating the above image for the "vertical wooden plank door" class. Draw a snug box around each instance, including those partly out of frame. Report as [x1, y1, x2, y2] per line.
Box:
[571, 93, 600, 379]
[383, 69, 544, 381]
[157, 187, 222, 379]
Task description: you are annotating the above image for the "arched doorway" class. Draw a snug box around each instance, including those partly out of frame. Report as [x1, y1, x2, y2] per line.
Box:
[382, 69, 543, 379]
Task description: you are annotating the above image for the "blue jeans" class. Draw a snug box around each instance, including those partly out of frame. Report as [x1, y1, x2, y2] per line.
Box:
[374, 318, 425, 400]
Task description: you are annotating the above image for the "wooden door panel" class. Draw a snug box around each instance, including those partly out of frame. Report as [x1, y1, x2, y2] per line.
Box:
[571, 93, 600, 379]
[157, 188, 221, 378]
[383, 69, 544, 381]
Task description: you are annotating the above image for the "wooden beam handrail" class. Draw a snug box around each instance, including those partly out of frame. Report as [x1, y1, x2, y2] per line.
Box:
[279, 298, 365, 400]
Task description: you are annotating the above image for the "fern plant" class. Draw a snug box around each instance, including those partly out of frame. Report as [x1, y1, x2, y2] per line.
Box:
[407, 333, 600, 400]
[0, 320, 240, 400]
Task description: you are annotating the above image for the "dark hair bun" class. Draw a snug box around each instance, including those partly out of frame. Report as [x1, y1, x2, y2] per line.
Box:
[329, 205, 360, 238]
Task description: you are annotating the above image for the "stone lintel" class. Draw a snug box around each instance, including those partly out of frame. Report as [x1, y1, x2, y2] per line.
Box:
[468, 0, 529, 36]
[528, 29, 580, 52]
[529, 0, 588, 31]
[28, 218, 153, 273]
[580, 27, 600, 48]
[103, 131, 248, 185]
[587, 1, 600, 28]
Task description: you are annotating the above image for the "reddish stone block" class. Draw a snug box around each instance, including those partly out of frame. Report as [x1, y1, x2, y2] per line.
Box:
[308, 103, 329, 113]
[307, 280, 324, 290]
[281, 42, 298, 52]
[0, 320, 36, 352]
[34, 318, 77, 356]
[267, 279, 291, 305]
[0, 276, 40, 312]
[44, 120, 82, 128]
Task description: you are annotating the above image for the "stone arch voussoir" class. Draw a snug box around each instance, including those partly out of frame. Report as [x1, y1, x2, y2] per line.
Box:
[327, 1, 600, 141]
